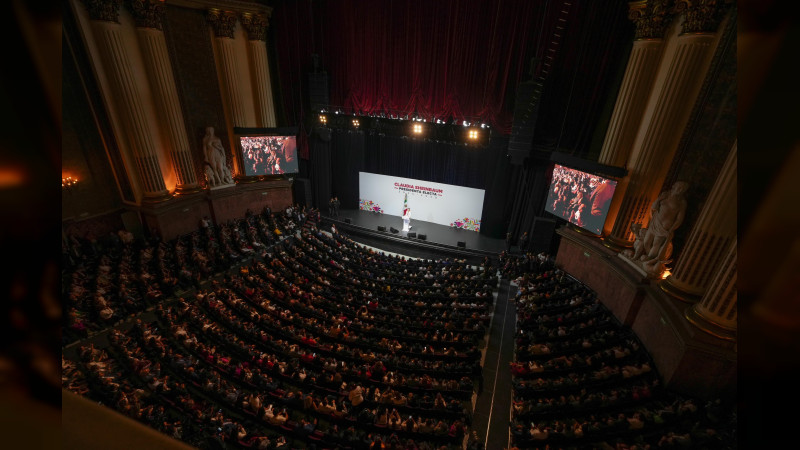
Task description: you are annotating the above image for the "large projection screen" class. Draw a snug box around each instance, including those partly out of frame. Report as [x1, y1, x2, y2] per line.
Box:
[239, 135, 299, 176]
[359, 172, 486, 232]
[544, 164, 618, 235]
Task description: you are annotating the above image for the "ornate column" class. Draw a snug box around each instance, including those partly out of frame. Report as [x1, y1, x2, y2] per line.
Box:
[83, 0, 169, 200]
[598, 0, 673, 168]
[683, 238, 736, 340]
[130, 0, 200, 194]
[241, 12, 277, 128]
[207, 8, 248, 128]
[600, 0, 673, 238]
[607, 0, 729, 247]
[660, 141, 735, 301]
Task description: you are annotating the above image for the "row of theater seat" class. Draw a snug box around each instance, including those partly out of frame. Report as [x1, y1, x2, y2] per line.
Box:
[63, 206, 312, 346]
[63, 214, 499, 449]
[504, 252, 736, 450]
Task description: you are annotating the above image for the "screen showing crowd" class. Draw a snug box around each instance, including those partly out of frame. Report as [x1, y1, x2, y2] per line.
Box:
[239, 135, 299, 176]
[544, 164, 617, 235]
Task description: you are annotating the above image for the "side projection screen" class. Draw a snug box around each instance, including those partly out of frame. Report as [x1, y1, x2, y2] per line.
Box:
[239, 135, 299, 176]
[544, 164, 618, 235]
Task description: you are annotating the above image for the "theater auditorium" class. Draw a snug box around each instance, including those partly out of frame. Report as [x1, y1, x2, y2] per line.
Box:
[24, 0, 793, 448]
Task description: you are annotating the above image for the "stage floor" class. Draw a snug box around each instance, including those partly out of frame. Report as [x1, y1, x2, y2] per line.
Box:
[324, 209, 508, 255]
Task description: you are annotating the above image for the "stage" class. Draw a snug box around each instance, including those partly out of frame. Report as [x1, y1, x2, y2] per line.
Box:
[320, 209, 509, 264]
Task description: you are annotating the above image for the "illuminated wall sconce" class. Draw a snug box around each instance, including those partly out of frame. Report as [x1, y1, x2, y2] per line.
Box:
[62, 176, 79, 191]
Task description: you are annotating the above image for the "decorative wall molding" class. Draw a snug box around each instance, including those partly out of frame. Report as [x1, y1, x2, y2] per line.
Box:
[206, 8, 238, 38]
[628, 0, 674, 40]
[128, 0, 166, 30]
[240, 12, 269, 41]
[83, 0, 123, 23]
[674, 0, 732, 35]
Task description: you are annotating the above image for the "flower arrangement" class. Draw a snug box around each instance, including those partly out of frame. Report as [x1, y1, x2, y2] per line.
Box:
[450, 217, 481, 232]
[359, 199, 384, 214]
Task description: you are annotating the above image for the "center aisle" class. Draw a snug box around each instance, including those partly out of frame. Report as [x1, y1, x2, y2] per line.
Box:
[471, 278, 517, 450]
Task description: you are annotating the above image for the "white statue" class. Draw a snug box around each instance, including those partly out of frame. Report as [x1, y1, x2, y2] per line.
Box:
[622, 181, 689, 277]
[204, 163, 220, 187]
[203, 126, 232, 187]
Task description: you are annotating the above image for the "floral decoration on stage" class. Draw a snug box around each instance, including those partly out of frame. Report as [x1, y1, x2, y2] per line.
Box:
[450, 217, 481, 232]
[359, 199, 384, 214]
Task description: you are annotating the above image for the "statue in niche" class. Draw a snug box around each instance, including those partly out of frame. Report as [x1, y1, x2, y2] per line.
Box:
[622, 181, 689, 277]
[203, 126, 233, 187]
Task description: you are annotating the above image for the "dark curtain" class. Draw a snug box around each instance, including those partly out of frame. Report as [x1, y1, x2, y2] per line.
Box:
[533, 0, 632, 155]
[506, 160, 554, 240]
[329, 129, 366, 210]
[362, 136, 488, 189]
[272, 0, 550, 134]
[308, 132, 332, 209]
[478, 136, 514, 238]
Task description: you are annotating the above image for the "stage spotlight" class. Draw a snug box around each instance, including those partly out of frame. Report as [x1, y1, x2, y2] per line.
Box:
[462, 120, 469, 127]
[352, 119, 360, 127]
[319, 115, 327, 124]
[413, 123, 423, 134]
[468, 129, 479, 140]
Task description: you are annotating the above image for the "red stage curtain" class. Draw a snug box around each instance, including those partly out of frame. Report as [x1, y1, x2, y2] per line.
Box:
[272, 0, 631, 154]
[273, 0, 547, 135]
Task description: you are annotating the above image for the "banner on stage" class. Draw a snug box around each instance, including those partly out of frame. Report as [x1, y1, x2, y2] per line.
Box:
[358, 172, 485, 232]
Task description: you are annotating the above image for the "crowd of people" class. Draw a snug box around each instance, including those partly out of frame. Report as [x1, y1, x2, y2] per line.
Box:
[62, 206, 736, 449]
[504, 253, 736, 449]
[62, 210, 498, 449]
[62, 205, 317, 346]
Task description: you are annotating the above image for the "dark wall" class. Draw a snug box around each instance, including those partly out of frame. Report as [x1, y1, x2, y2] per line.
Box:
[62, 34, 126, 221]
[164, 5, 229, 186]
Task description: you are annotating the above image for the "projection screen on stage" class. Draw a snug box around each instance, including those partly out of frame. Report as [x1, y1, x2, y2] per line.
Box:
[358, 172, 485, 232]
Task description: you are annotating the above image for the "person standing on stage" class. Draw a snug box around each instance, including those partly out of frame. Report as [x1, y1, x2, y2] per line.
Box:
[401, 193, 411, 231]
[328, 197, 335, 217]
[506, 232, 513, 252]
[518, 231, 529, 254]
[333, 197, 341, 218]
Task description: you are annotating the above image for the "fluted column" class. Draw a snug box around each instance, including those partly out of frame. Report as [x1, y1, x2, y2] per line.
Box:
[683, 238, 736, 340]
[599, 1, 673, 239]
[607, 0, 728, 247]
[660, 140, 736, 301]
[599, 0, 672, 167]
[130, 0, 200, 193]
[208, 8, 248, 127]
[242, 12, 276, 128]
[84, 0, 169, 200]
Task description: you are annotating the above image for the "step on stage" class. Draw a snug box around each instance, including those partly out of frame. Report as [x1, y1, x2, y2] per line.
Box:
[320, 209, 507, 264]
